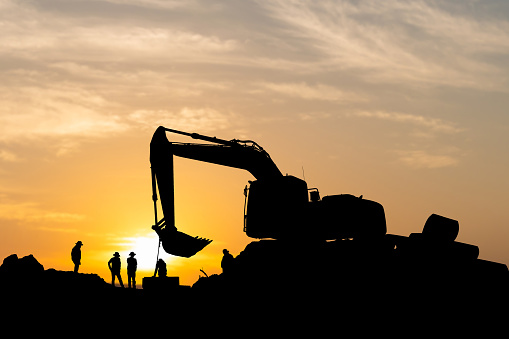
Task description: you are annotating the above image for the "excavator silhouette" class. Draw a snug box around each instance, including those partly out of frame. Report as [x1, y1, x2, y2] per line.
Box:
[149, 126, 508, 301]
[148, 125, 509, 314]
[150, 125, 386, 258]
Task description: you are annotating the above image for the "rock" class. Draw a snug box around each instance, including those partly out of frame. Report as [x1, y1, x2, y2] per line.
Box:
[0, 254, 19, 274]
[19, 254, 44, 273]
[0, 253, 44, 276]
[43, 268, 110, 291]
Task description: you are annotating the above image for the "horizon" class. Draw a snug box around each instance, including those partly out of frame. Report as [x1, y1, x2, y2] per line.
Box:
[1, 0, 509, 287]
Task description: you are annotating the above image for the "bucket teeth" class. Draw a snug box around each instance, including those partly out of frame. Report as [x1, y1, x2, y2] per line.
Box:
[152, 222, 212, 257]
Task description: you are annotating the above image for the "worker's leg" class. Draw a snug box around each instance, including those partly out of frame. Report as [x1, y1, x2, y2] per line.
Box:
[117, 273, 124, 288]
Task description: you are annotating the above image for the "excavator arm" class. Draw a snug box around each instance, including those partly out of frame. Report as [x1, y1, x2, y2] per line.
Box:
[149, 126, 283, 257]
[152, 127, 282, 180]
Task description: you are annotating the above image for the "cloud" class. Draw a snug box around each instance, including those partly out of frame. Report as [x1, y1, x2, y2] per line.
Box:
[101, 0, 195, 10]
[0, 73, 236, 155]
[73, 27, 237, 58]
[36, 226, 79, 234]
[0, 150, 22, 163]
[0, 2, 237, 63]
[354, 111, 464, 134]
[258, 0, 509, 90]
[397, 150, 459, 169]
[129, 107, 235, 132]
[0, 84, 129, 153]
[0, 201, 85, 223]
[3, 0, 508, 93]
[299, 112, 332, 121]
[352, 110, 464, 168]
[259, 82, 364, 102]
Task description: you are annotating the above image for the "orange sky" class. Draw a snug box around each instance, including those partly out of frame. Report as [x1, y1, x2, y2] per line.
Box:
[1, 0, 509, 286]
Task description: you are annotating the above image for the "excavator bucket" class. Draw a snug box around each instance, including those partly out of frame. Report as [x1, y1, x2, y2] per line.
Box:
[152, 219, 212, 258]
[159, 230, 212, 258]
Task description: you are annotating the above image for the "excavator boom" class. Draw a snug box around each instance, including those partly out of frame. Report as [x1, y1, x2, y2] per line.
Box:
[157, 127, 283, 180]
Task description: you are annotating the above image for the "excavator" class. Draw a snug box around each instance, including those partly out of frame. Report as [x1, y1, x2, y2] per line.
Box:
[148, 125, 509, 312]
[149, 126, 508, 301]
[149, 125, 386, 258]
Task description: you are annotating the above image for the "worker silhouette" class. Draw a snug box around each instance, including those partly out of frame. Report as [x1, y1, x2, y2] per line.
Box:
[71, 241, 83, 273]
[127, 252, 137, 288]
[221, 249, 234, 274]
[155, 258, 167, 278]
[108, 252, 124, 287]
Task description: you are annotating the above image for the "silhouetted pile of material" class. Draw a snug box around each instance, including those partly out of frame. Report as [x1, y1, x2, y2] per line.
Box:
[0, 253, 110, 291]
[0, 254, 115, 313]
[192, 214, 509, 320]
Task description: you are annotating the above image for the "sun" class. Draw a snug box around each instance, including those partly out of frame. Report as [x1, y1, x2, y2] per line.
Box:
[116, 232, 174, 272]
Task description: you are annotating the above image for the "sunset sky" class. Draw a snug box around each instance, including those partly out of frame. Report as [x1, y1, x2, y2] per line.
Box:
[1, 0, 509, 286]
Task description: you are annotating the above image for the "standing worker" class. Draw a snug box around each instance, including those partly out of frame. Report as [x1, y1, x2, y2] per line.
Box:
[71, 241, 83, 273]
[108, 252, 124, 288]
[221, 249, 234, 274]
[127, 252, 137, 289]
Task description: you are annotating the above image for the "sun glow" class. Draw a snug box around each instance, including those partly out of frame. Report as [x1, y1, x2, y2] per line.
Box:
[115, 232, 174, 271]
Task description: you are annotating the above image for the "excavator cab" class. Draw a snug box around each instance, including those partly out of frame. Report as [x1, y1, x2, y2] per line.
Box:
[244, 175, 309, 239]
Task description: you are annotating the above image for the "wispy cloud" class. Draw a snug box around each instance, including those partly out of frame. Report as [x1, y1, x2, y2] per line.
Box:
[0, 0, 500, 167]
[259, 82, 365, 102]
[0, 76, 236, 155]
[354, 111, 464, 134]
[101, 0, 196, 10]
[0, 201, 85, 223]
[0, 5, 237, 63]
[36, 226, 79, 234]
[352, 110, 464, 168]
[0, 84, 129, 152]
[258, 0, 509, 90]
[129, 107, 236, 132]
[396, 150, 459, 169]
[0, 150, 22, 163]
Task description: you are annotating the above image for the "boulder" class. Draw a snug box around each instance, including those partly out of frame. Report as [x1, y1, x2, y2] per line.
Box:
[0, 254, 44, 276]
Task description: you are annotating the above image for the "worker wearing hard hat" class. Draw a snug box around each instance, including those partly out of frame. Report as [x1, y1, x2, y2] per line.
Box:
[127, 252, 137, 289]
[108, 252, 124, 288]
[71, 241, 83, 273]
